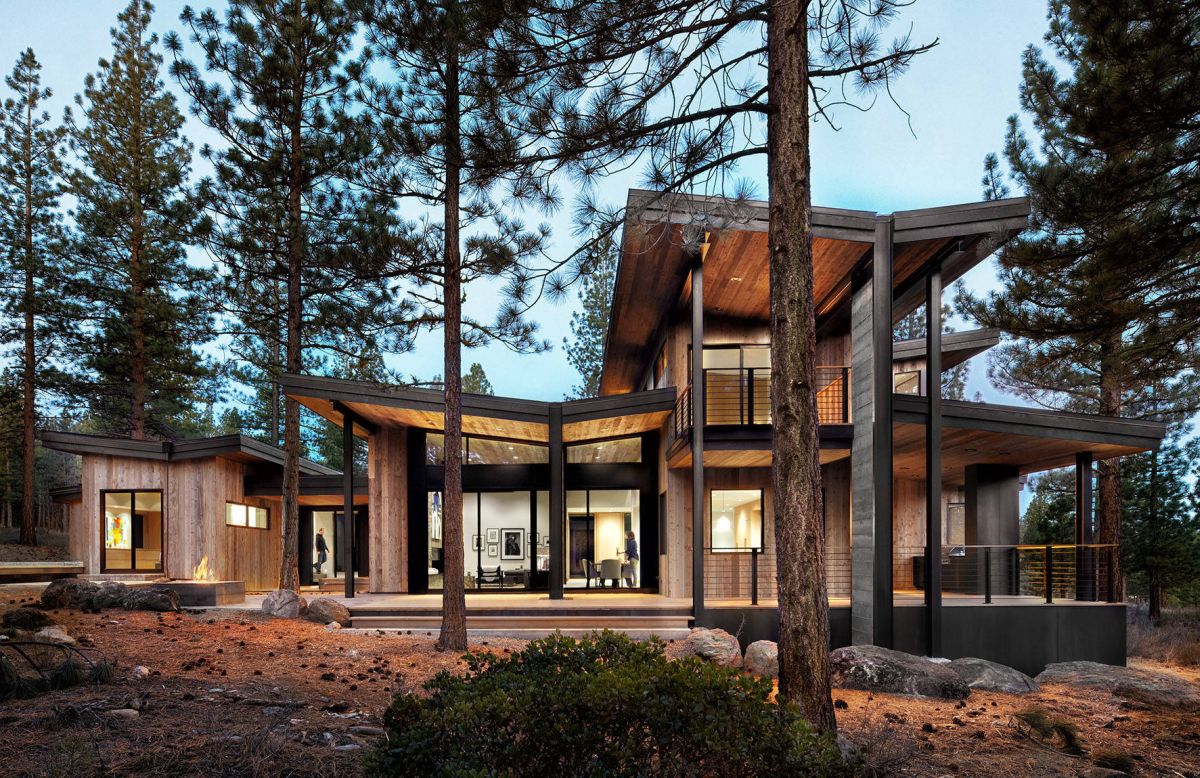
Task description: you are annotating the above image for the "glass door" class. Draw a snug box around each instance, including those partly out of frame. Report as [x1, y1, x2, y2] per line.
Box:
[101, 490, 163, 573]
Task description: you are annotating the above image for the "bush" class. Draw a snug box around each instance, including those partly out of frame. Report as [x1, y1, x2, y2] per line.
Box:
[366, 631, 847, 777]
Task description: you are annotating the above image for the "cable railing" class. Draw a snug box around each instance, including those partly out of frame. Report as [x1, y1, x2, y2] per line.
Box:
[702, 547, 852, 605]
[674, 366, 851, 437]
[896, 544, 1120, 603]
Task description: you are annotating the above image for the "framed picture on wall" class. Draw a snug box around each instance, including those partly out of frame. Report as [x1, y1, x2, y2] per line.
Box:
[501, 528, 524, 560]
[487, 542, 499, 558]
[486, 527, 499, 543]
[472, 534, 481, 551]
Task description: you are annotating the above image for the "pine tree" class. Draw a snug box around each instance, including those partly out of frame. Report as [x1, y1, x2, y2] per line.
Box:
[169, 0, 397, 591]
[461, 363, 493, 395]
[563, 236, 617, 400]
[1122, 437, 1200, 619]
[1021, 469, 1075, 544]
[959, 0, 1200, 600]
[0, 50, 75, 547]
[512, 0, 933, 729]
[356, 0, 555, 651]
[67, 0, 213, 440]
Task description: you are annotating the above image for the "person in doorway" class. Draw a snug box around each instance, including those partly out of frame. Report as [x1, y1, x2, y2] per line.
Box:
[623, 530, 639, 588]
[314, 528, 328, 575]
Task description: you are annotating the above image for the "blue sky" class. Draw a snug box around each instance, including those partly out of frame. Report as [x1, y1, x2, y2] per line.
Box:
[1, 0, 1051, 404]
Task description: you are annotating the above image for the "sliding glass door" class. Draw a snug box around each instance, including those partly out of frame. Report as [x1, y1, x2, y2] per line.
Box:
[101, 490, 163, 573]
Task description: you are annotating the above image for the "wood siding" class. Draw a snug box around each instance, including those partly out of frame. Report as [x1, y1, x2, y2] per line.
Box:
[368, 426, 408, 593]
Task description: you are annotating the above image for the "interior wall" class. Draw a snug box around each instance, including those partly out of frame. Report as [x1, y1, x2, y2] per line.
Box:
[470, 491, 534, 573]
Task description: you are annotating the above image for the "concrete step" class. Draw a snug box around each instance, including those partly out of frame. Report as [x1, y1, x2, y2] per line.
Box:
[319, 576, 368, 592]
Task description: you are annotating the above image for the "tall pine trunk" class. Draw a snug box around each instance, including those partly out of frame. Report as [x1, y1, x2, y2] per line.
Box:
[437, 9, 468, 652]
[130, 212, 146, 439]
[1097, 332, 1122, 601]
[278, 9, 304, 592]
[20, 96, 37, 548]
[767, 0, 834, 732]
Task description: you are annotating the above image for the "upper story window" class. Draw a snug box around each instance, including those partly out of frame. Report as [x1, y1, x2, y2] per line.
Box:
[894, 369, 922, 395]
[426, 433, 548, 465]
[567, 436, 642, 464]
[226, 501, 269, 529]
[700, 344, 770, 371]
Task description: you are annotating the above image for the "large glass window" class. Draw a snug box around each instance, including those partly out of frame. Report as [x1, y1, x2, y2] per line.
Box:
[225, 501, 269, 529]
[426, 433, 548, 465]
[566, 436, 642, 464]
[102, 490, 163, 572]
[894, 369, 922, 395]
[565, 489, 641, 588]
[427, 490, 545, 591]
[710, 489, 763, 551]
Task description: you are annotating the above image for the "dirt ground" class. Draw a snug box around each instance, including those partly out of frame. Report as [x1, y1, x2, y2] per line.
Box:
[2, 583, 1199, 777]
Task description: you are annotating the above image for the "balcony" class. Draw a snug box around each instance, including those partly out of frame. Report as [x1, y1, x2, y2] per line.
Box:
[674, 366, 850, 437]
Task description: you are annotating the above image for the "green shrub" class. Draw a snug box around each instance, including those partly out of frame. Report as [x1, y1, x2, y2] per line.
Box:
[366, 631, 848, 778]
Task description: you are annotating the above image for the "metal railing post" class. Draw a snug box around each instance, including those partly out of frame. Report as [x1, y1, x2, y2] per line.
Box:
[750, 548, 759, 606]
[1044, 545, 1054, 604]
[984, 547, 992, 604]
[1106, 546, 1116, 603]
[842, 366, 850, 422]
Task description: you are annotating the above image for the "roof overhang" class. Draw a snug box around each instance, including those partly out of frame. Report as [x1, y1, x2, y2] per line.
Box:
[600, 189, 1030, 395]
[893, 327, 1002, 370]
[38, 430, 338, 476]
[282, 373, 676, 445]
[892, 395, 1166, 483]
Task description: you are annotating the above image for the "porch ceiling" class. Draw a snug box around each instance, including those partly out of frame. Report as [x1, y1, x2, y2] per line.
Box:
[892, 395, 1165, 485]
[667, 447, 850, 469]
[600, 190, 1030, 396]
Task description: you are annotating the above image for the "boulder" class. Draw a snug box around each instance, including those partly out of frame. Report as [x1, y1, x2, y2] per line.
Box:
[829, 645, 970, 699]
[305, 598, 351, 627]
[262, 589, 308, 619]
[1035, 661, 1200, 710]
[683, 628, 741, 668]
[949, 657, 1039, 694]
[34, 626, 76, 645]
[123, 588, 180, 612]
[743, 640, 779, 678]
[1, 607, 54, 631]
[93, 581, 132, 609]
[41, 579, 106, 610]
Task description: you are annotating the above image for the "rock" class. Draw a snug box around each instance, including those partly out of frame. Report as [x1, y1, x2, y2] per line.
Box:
[743, 640, 779, 678]
[334, 744, 363, 752]
[829, 645, 970, 700]
[305, 598, 351, 627]
[123, 588, 180, 612]
[131, 665, 151, 679]
[349, 725, 385, 737]
[261, 589, 308, 619]
[949, 657, 1039, 694]
[103, 709, 140, 721]
[1035, 661, 1200, 710]
[683, 628, 742, 668]
[1, 607, 54, 630]
[41, 579, 107, 610]
[324, 622, 342, 631]
[34, 626, 76, 645]
[92, 581, 131, 609]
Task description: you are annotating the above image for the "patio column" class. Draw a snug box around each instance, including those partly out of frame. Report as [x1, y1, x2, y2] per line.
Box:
[342, 409, 356, 599]
[872, 216, 895, 647]
[691, 256, 705, 617]
[924, 261, 943, 656]
[549, 403, 564, 600]
[1075, 452, 1094, 601]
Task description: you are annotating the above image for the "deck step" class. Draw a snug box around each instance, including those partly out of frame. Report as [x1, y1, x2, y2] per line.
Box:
[319, 576, 369, 592]
[350, 614, 693, 630]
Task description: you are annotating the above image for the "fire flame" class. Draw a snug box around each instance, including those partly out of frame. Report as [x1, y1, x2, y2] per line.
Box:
[193, 556, 215, 582]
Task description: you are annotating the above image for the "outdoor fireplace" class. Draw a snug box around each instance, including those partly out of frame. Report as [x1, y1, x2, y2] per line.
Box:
[154, 557, 246, 606]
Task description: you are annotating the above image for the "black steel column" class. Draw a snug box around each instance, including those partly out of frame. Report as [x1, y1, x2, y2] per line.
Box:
[343, 411, 356, 599]
[549, 403, 564, 600]
[924, 262, 942, 656]
[872, 216, 894, 648]
[691, 259, 706, 618]
[1075, 451, 1093, 600]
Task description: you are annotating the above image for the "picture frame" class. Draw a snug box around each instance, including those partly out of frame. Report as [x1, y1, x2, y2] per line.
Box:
[487, 542, 499, 558]
[471, 534, 482, 551]
[486, 527, 499, 544]
[501, 528, 525, 560]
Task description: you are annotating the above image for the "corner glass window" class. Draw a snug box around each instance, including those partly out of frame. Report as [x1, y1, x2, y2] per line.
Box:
[102, 490, 162, 572]
[567, 437, 642, 464]
[710, 489, 763, 551]
[225, 501, 269, 529]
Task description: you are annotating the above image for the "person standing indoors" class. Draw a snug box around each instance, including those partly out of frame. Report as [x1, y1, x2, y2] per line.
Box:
[623, 531, 639, 588]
